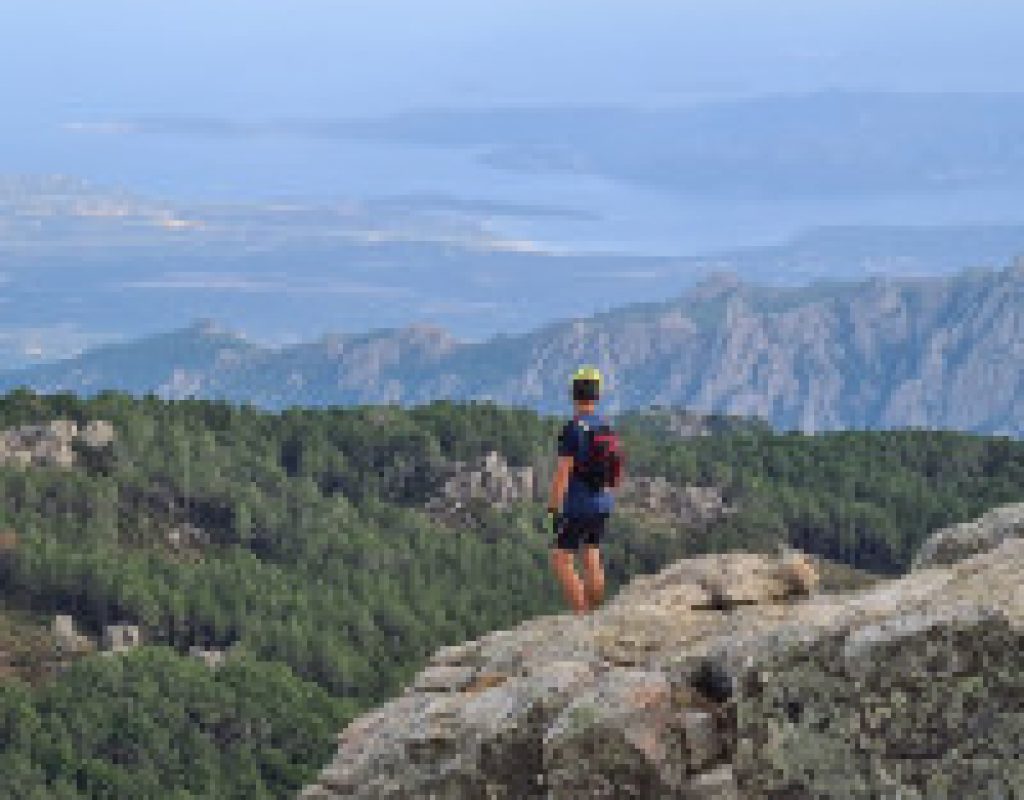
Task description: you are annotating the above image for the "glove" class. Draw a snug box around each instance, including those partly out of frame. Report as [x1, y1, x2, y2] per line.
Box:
[547, 507, 562, 535]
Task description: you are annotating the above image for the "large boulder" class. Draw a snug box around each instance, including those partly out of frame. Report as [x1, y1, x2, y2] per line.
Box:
[614, 477, 735, 527]
[302, 515, 1024, 799]
[52, 614, 94, 656]
[726, 539, 1024, 798]
[77, 419, 115, 449]
[102, 624, 142, 653]
[912, 502, 1024, 570]
[301, 551, 824, 799]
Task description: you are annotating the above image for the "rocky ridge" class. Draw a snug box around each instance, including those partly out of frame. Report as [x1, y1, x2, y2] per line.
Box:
[10, 262, 1024, 434]
[301, 506, 1024, 799]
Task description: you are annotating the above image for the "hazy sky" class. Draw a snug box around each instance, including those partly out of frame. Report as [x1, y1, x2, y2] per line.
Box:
[5, 0, 1024, 120]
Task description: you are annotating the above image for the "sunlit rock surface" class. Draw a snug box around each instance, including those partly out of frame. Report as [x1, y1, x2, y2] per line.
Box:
[302, 510, 1023, 799]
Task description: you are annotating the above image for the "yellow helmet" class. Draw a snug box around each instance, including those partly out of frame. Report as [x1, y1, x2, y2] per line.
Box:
[570, 366, 602, 387]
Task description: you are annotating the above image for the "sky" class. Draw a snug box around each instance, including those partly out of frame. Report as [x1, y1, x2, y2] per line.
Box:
[4, 0, 1024, 121]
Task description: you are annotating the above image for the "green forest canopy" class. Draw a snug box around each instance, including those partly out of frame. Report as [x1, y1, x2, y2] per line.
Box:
[1, 387, 1023, 798]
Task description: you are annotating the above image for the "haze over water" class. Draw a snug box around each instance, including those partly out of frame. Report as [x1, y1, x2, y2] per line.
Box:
[6, 1, 1024, 368]
[6, 1, 1024, 255]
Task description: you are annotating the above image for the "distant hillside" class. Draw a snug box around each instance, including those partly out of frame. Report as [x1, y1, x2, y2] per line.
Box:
[339, 91, 1024, 196]
[613, 407, 772, 440]
[8, 262, 1024, 434]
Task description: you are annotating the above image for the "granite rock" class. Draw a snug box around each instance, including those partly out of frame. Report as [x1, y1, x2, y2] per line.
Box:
[302, 508, 1024, 799]
[912, 501, 1024, 570]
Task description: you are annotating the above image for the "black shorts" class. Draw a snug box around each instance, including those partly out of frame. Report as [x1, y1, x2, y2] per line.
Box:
[555, 513, 609, 551]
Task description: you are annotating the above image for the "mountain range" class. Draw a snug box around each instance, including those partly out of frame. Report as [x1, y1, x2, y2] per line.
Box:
[5, 260, 1024, 434]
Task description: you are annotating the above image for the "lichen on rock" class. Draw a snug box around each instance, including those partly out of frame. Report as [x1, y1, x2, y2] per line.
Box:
[301, 507, 1024, 799]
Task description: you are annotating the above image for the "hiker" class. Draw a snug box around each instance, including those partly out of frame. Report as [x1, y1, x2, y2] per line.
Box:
[547, 366, 623, 615]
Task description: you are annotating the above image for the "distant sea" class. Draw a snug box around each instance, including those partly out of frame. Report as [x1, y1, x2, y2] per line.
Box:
[8, 115, 1024, 257]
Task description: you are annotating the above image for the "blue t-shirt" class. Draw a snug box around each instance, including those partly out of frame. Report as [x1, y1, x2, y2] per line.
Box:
[557, 413, 614, 518]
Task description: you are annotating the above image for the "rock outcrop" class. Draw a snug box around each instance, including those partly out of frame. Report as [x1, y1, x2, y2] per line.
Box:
[102, 624, 142, 653]
[1, 421, 76, 468]
[166, 522, 210, 551]
[614, 477, 734, 527]
[52, 615, 95, 657]
[52, 616, 146, 660]
[423, 449, 732, 535]
[0, 419, 115, 469]
[912, 501, 1024, 570]
[78, 419, 115, 449]
[629, 408, 719, 438]
[189, 646, 229, 669]
[301, 509, 1022, 799]
[423, 451, 535, 529]
[432, 451, 536, 510]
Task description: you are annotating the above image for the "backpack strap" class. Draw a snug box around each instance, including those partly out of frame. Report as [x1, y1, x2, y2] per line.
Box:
[576, 418, 592, 463]
[572, 417, 602, 489]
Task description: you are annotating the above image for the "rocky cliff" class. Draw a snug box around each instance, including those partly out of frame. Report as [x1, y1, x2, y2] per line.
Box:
[301, 506, 1024, 799]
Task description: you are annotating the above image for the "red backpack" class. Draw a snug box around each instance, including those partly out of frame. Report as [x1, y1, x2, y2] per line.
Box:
[572, 419, 624, 491]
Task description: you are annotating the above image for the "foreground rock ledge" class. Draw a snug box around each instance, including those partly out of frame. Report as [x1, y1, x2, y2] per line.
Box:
[301, 539, 1023, 799]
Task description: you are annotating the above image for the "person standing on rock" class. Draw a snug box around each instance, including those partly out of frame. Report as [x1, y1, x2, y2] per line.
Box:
[547, 366, 624, 615]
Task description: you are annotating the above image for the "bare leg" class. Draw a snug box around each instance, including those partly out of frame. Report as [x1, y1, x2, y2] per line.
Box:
[550, 549, 588, 614]
[580, 545, 605, 610]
